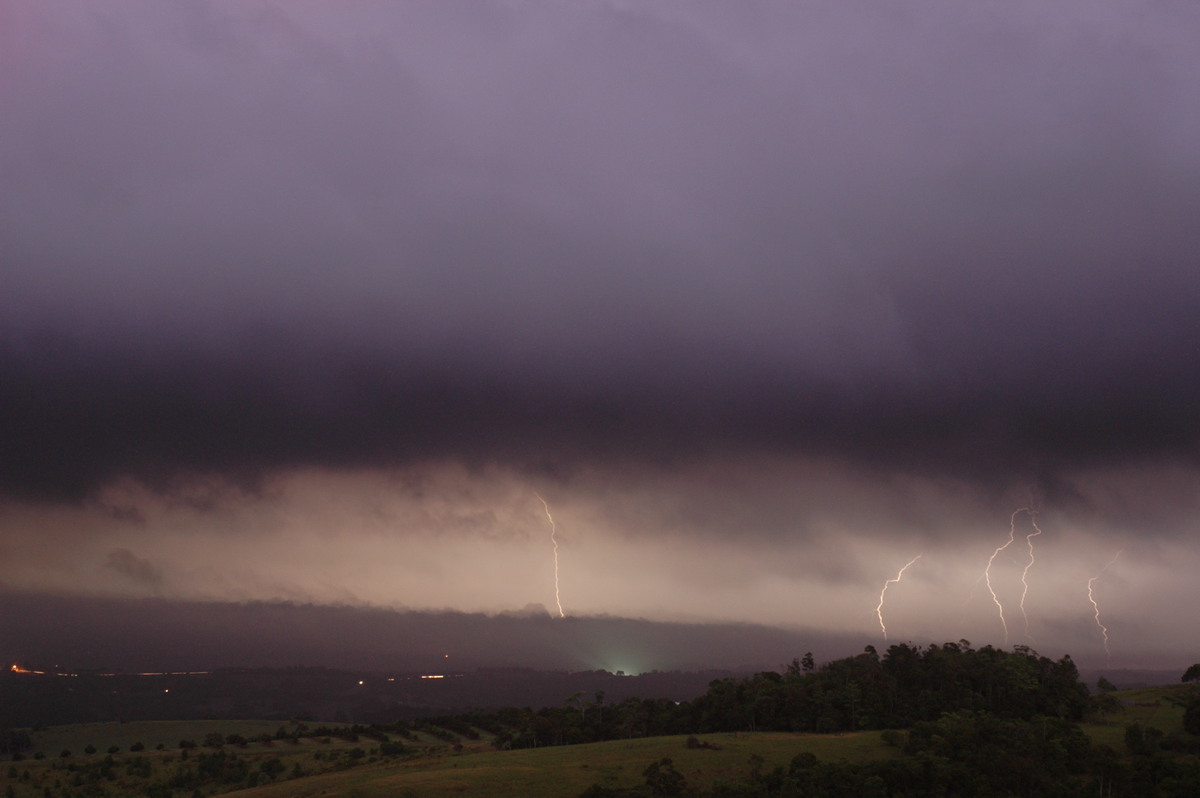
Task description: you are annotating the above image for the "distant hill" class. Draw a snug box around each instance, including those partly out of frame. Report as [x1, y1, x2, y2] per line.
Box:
[1079, 668, 1186, 689]
[0, 665, 737, 728]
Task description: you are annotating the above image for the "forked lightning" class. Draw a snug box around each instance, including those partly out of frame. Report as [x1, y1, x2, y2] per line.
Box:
[535, 493, 565, 618]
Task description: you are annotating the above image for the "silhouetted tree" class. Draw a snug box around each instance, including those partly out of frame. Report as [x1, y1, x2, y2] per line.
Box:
[1184, 700, 1200, 736]
[642, 757, 687, 797]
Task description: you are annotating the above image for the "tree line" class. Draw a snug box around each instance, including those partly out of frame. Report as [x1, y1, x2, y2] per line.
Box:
[438, 642, 1091, 749]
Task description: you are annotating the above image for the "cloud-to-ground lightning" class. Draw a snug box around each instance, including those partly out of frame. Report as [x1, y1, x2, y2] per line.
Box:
[1019, 509, 1043, 642]
[1088, 550, 1122, 665]
[877, 555, 922, 640]
[534, 493, 565, 618]
[981, 510, 1021, 645]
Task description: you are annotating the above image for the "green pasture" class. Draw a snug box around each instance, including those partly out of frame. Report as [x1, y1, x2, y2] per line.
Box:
[1081, 684, 1191, 751]
[234, 731, 896, 798]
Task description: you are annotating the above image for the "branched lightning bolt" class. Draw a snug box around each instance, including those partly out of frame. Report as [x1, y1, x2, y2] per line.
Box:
[535, 493, 565, 618]
[877, 555, 922, 640]
[1019, 510, 1042, 642]
[982, 510, 1020, 645]
[1088, 550, 1122, 665]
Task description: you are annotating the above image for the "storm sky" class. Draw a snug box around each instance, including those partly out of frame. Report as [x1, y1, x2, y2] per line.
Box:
[3, 1, 1199, 672]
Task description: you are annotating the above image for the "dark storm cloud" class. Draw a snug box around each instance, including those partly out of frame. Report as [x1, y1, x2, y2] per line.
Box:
[0, 590, 867, 673]
[3, 1, 1199, 502]
[104, 548, 162, 588]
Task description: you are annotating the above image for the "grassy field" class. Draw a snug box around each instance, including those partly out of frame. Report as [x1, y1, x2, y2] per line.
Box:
[1080, 683, 1190, 750]
[2, 684, 1194, 798]
[232, 730, 897, 798]
[0, 724, 893, 798]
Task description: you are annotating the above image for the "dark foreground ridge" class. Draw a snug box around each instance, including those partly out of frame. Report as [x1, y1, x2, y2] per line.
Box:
[3, 643, 1199, 797]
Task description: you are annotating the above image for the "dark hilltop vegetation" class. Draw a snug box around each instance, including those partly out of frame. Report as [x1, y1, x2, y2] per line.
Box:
[0, 643, 1198, 797]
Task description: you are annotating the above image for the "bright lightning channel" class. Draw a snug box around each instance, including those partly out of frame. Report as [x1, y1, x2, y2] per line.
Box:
[1019, 509, 1043, 642]
[982, 510, 1021, 645]
[535, 493, 565, 618]
[1088, 550, 1122, 665]
[877, 555, 922, 640]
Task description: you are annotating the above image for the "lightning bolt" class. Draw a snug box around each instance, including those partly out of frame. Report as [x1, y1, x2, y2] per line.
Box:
[982, 510, 1021, 645]
[877, 555, 922, 640]
[535, 493, 565, 618]
[1088, 550, 1122, 665]
[1019, 509, 1043, 642]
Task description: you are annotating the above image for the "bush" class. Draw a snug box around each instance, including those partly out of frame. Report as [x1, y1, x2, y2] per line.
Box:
[1184, 699, 1200, 736]
[643, 758, 687, 798]
[379, 740, 406, 756]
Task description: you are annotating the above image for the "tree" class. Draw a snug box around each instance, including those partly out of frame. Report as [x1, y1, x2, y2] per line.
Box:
[1184, 700, 1200, 736]
[1124, 722, 1163, 756]
[642, 758, 687, 797]
[1182, 663, 1200, 683]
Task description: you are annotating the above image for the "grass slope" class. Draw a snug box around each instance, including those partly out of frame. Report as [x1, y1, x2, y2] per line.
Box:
[1081, 683, 1190, 749]
[232, 731, 896, 798]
